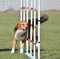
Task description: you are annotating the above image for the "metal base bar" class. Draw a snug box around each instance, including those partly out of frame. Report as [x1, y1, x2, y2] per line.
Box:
[25, 52, 34, 59]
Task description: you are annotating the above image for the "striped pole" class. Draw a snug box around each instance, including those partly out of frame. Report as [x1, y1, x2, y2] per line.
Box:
[20, 0, 23, 52]
[26, 0, 29, 53]
[33, 0, 36, 59]
[20, 0, 23, 21]
[22, 0, 26, 21]
[38, 0, 40, 59]
[30, 0, 33, 55]
[20, 0, 40, 59]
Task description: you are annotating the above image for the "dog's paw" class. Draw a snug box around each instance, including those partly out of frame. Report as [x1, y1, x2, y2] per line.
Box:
[11, 49, 15, 53]
[20, 49, 23, 53]
[11, 50, 15, 53]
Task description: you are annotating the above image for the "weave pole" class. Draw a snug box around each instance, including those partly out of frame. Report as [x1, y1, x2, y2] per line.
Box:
[20, 0, 22, 21]
[20, 0, 23, 51]
[26, 0, 29, 53]
[20, 0, 40, 59]
[30, 0, 33, 55]
[38, 0, 40, 59]
[33, 0, 36, 59]
[22, 0, 25, 21]
[24, 0, 35, 59]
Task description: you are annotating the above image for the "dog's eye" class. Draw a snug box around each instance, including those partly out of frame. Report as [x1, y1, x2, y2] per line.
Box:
[22, 24, 24, 25]
[19, 24, 21, 26]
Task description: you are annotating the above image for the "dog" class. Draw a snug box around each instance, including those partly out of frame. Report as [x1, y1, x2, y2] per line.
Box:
[11, 14, 48, 53]
[11, 21, 28, 53]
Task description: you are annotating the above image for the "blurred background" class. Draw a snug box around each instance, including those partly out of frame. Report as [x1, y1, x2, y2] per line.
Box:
[0, 0, 60, 12]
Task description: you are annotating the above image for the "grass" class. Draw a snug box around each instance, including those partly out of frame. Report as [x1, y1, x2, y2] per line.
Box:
[41, 11, 60, 59]
[0, 10, 60, 59]
[0, 12, 30, 59]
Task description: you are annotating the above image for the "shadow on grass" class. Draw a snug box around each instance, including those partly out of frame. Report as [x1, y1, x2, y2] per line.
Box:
[40, 48, 45, 51]
[0, 48, 18, 52]
[0, 48, 40, 54]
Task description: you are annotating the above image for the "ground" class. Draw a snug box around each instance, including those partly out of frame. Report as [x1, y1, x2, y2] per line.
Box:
[0, 11, 60, 59]
[0, 12, 30, 59]
[41, 11, 60, 59]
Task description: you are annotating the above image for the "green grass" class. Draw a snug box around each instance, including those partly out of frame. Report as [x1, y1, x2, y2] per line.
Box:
[0, 11, 60, 59]
[0, 12, 30, 59]
[41, 11, 60, 59]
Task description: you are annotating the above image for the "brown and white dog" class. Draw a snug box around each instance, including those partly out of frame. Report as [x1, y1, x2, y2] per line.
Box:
[11, 21, 27, 53]
[11, 14, 48, 53]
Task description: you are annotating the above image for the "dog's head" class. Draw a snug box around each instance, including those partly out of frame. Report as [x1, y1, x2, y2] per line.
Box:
[16, 21, 28, 30]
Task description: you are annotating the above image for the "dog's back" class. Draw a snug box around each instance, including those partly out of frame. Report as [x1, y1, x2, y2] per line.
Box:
[28, 14, 48, 28]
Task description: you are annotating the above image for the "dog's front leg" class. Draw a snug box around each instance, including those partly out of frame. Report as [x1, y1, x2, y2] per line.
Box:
[20, 39, 26, 53]
[11, 38, 17, 53]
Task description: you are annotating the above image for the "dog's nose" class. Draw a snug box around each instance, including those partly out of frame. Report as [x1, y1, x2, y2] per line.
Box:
[26, 26, 28, 29]
[26, 26, 28, 28]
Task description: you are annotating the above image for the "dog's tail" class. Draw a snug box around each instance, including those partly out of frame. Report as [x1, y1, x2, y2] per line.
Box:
[28, 14, 48, 27]
[40, 14, 48, 24]
[32, 14, 48, 24]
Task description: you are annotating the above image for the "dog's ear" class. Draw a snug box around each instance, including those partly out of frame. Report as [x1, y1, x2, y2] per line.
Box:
[14, 22, 20, 32]
[16, 22, 20, 28]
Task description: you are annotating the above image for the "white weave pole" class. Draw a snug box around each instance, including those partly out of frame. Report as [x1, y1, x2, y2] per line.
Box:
[20, 0, 23, 21]
[23, 0, 25, 21]
[20, 0, 23, 51]
[26, 0, 29, 53]
[20, 0, 40, 59]
[34, 0, 36, 59]
[30, 0, 33, 55]
[38, 0, 40, 59]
